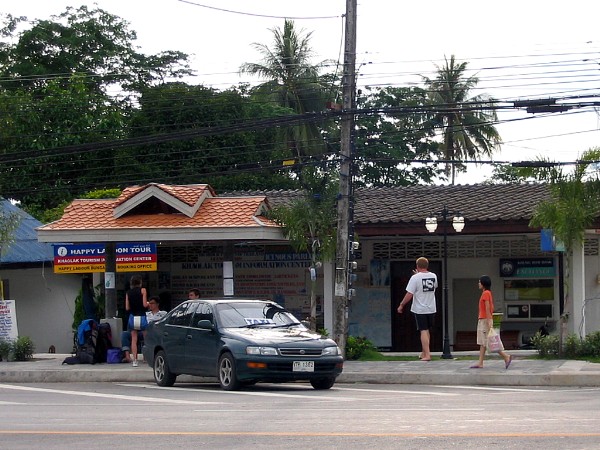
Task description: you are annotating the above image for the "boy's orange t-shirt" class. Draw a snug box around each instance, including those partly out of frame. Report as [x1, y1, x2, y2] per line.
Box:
[478, 290, 494, 319]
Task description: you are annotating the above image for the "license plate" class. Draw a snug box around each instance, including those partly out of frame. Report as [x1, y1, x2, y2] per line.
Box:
[293, 361, 314, 372]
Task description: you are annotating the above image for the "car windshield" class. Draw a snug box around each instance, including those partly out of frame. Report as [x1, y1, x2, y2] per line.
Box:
[215, 302, 301, 328]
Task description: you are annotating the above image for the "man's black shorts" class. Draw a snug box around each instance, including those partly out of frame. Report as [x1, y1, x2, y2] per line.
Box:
[414, 313, 435, 331]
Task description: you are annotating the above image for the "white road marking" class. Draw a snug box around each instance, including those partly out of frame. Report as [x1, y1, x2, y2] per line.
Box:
[191, 408, 484, 413]
[335, 386, 459, 396]
[0, 383, 220, 405]
[118, 383, 359, 401]
[434, 385, 553, 392]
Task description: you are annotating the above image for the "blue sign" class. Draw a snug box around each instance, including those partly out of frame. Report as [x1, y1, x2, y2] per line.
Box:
[54, 244, 105, 257]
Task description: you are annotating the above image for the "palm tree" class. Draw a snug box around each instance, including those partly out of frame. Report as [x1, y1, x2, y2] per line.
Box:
[527, 148, 600, 353]
[268, 173, 338, 331]
[240, 19, 334, 162]
[423, 55, 501, 184]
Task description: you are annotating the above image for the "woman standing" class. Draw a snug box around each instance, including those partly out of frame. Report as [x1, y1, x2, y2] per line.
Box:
[125, 275, 148, 367]
[470, 275, 512, 369]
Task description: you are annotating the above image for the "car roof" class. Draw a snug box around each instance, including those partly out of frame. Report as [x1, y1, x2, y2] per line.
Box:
[179, 298, 278, 305]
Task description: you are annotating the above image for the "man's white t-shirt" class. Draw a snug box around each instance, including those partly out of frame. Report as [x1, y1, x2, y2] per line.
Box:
[405, 271, 438, 314]
[146, 310, 167, 323]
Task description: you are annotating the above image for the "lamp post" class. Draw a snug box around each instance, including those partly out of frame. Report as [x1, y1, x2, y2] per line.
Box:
[425, 206, 465, 359]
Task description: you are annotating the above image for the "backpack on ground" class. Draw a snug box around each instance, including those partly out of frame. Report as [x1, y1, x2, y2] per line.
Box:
[95, 322, 113, 363]
[75, 319, 98, 364]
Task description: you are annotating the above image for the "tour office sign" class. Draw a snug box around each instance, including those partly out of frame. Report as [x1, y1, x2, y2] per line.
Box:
[53, 243, 157, 273]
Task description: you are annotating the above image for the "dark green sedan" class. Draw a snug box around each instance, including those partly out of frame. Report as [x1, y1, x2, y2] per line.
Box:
[142, 298, 344, 390]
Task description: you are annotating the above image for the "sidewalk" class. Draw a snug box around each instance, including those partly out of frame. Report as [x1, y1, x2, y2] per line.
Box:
[1, 351, 600, 387]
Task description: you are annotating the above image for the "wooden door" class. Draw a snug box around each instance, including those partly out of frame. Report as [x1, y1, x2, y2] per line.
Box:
[390, 260, 443, 352]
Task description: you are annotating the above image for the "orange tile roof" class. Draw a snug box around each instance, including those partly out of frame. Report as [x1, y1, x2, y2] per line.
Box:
[41, 196, 278, 231]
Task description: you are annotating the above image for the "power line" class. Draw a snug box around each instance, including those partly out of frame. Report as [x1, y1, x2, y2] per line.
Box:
[176, 0, 342, 20]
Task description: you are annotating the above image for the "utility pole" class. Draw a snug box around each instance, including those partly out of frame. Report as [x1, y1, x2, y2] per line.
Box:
[333, 0, 357, 356]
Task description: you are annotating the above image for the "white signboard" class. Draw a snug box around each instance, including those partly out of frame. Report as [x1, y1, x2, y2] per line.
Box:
[0, 300, 18, 341]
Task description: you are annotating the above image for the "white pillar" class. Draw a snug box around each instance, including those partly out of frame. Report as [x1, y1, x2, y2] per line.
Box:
[570, 243, 586, 337]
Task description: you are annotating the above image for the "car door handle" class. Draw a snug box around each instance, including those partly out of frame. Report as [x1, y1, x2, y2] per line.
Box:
[186, 335, 192, 340]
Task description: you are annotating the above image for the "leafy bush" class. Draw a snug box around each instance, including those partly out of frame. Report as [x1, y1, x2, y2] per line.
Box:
[12, 336, 35, 361]
[581, 331, 600, 357]
[0, 338, 11, 361]
[346, 336, 376, 360]
[563, 334, 583, 358]
[533, 331, 600, 359]
[531, 331, 559, 357]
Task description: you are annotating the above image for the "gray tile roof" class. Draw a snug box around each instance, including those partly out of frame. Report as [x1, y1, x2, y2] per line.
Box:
[353, 183, 551, 224]
[1, 199, 53, 265]
[227, 183, 551, 225]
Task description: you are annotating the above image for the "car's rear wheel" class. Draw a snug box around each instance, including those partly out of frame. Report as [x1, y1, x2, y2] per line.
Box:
[154, 350, 176, 387]
[310, 377, 336, 390]
[218, 352, 241, 391]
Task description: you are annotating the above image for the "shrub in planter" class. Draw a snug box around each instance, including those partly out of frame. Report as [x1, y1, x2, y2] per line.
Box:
[12, 336, 35, 361]
[563, 334, 583, 358]
[346, 336, 376, 360]
[531, 331, 559, 357]
[581, 331, 600, 357]
[0, 338, 11, 361]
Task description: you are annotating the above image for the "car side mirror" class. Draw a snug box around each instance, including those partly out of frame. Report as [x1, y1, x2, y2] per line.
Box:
[196, 319, 213, 330]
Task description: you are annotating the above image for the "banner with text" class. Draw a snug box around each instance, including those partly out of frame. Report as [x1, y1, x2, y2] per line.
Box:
[0, 300, 18, 341]
[116, 243, 157, 272]
[54, 243, 157, 273]
[53, 244, 106, 273]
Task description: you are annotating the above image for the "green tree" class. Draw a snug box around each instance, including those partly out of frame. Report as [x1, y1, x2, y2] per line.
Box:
[124, 82, 302, 191]
[0, 74, 127, 211]
[423, 55, 501, 184]
[0, 200, 21, 301]
[353, 86, 443, 186]
[0, 202, 20, 260]
[0, 6, 191, 95]
[0, 6, 191, 212]
[240, 20, 335, 167]
[269, 171, 338, 331]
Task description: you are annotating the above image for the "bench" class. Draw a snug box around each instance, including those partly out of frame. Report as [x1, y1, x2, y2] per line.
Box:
[454, 330, 521, 351]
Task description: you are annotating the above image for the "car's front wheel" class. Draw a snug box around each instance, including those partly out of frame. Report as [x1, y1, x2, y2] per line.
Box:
[310, 377, 336, 390]
[154, 350, 176, 387]
[218, 352, 241, 391]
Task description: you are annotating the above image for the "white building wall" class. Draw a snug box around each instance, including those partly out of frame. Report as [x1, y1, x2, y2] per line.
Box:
[584, 237, 600, 335]
[4, 267, 80, 353]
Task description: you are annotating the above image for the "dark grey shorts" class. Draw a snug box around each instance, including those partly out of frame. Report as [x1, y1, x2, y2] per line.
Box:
[414, 313, 435, 331]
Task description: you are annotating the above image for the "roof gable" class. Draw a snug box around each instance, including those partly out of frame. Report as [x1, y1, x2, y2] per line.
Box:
[113, 183, 214, 219]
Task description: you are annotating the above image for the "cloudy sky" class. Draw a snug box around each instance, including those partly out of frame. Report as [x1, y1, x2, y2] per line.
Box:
[8, 0, 600, 183]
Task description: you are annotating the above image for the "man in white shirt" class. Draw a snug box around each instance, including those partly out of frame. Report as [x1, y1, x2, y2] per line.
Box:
[397, 257, 438, 361]
[146, 296, 167, 323]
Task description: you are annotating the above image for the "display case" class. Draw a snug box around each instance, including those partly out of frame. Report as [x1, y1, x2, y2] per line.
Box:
[503, 279, 555, 321]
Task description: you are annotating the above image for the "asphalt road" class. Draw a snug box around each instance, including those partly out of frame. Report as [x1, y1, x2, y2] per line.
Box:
[0, 381, 599, 449]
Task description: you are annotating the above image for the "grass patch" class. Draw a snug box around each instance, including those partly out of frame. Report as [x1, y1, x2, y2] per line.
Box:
[356, 349, 479, 361]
